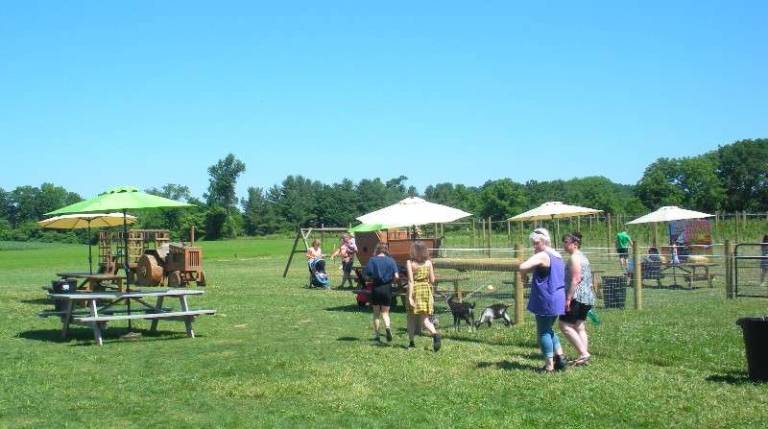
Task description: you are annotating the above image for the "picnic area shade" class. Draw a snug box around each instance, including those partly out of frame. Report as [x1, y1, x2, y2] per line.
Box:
[38, 212, 137, 229]
[356, 197, 472, 228]
[45, 186, 194, 331]
[627, 206, 714, 225]
[38, 213, 137, 273]
[45, 186, 192, 216]
[507, 201, 603, 222]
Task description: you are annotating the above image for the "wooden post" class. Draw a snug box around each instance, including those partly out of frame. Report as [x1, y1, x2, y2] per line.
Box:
[487, 216, 492, 256]
[633, 240, 642, 310]
[471, 218, 476, 248]
[514, 243, 524, 325]
[190, 225, 195, 246]
[726, 239, 732, 299]
[652, 223, 658, 248]
[507, 220, 512, 247]
[480, 218, 485, 250]
[606, 213, 612, 250]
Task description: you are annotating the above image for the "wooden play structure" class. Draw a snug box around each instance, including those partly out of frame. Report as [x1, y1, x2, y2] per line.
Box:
[99, 228, 206, 287]
[355, 229, 441, 266]
[98, 229, 170, 274]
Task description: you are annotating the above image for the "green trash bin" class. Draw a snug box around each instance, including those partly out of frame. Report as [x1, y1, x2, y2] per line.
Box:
[736, 317, 768, 382]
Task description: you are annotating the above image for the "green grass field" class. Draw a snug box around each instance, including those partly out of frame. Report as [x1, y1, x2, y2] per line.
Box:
[1, 239, 767, 428]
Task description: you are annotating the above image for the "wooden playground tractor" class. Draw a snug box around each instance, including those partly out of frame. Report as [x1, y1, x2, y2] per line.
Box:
[136, 243, 206, 287]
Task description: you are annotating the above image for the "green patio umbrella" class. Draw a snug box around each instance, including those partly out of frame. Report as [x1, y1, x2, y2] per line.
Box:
[46, 186, 193, 331]
[348, 223, 391, 233]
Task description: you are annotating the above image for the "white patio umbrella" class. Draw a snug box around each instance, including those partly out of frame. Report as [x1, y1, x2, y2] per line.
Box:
[627, 206, 714, 287]
[508, 201, 603, 222]
[627, 206, 714, 225]
[508, 201, 603, 240]
[356, 197, 472, 229]
[38, 213, 137, 273]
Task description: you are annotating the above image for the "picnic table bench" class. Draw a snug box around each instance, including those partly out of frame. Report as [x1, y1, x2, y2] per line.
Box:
[45, 289, 215, 346]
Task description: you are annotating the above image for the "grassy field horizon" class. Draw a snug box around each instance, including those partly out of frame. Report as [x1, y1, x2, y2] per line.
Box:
[1, 238, 767, 428]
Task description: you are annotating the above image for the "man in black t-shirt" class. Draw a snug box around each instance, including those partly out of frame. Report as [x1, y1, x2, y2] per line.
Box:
[364, 243, 399, 343]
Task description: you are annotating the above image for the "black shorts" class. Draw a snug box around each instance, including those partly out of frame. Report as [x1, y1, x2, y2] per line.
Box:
[617, 248, 629, 258]
[560, 301, 592, 324]
[342, 260, 353, 274]
[370, 283, 393, 307]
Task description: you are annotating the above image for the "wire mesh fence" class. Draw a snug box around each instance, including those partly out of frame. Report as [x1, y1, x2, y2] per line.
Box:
[427, 241, 738, 325]
[734, 243, 768, 298]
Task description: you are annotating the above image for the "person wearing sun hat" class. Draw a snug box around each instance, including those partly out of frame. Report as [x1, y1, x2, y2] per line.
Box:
[519, 227, 568, 372]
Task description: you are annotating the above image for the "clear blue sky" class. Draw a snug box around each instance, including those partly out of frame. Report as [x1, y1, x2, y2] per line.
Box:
[1, 1, 766, 201]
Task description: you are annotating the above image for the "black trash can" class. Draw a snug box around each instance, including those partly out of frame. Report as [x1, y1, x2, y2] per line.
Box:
[51, 279, 77, 312]
[52, 279, 77, 293]
[602, 276, 627, 309]
[736, 317, 768, 382]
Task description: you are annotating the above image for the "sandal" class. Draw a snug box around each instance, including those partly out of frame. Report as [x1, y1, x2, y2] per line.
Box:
[572, 355, 591, 366]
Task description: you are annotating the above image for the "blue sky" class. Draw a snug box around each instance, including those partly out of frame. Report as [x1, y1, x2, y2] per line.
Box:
[1, 1, 766, 200]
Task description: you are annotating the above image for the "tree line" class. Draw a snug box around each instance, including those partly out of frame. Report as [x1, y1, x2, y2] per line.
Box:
[1, 138, 765, 242]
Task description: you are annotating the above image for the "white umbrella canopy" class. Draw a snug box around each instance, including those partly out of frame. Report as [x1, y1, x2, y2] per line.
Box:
[508, 201, 603, 222]
[627, 206, 714, 225]
[356, 197, 472, 228]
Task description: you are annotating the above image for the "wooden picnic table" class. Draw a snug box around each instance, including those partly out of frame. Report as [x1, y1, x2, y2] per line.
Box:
[663, 262, 718, 289]
[56, 272, 126, 292]
[45, 289, 215, 346]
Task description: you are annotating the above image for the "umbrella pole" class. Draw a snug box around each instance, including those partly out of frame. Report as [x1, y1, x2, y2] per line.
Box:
[88, 222, 93, 274]
[124, 210, 132, 331]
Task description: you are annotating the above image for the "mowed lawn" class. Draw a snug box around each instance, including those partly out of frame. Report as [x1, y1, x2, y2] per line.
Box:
[0, 239, 767, 428]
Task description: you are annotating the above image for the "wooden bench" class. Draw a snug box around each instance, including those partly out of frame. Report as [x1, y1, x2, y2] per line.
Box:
[682, 272, 717, 288]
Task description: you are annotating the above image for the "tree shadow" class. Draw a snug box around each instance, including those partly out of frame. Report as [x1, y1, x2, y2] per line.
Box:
[477, 360, 540, 372]
[17, 328, 196, 346]
[706, 371, 764, 385]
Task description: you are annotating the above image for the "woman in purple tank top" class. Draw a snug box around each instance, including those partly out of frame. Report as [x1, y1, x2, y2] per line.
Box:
[519, 227, 568, 372]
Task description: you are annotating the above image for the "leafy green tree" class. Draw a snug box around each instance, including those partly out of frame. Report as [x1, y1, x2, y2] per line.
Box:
[677, 157, 725, 212]
[203, 154, 246, 239]
[478, 179, 528, 219]
[635, 158, 686, 209]
[144, 184, 196, 238]
[243, 187, 283, 235]
[716, 138, 768, 211]
[205, 154, 246, 209]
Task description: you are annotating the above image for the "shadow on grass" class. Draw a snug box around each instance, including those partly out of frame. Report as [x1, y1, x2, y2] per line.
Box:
[324, 304, 409, 314]
[706, 371, 762, 385]
[17, 328, 195, 346]
[325, 304, 368, 313]
[336, 336, 361, 342]
[445, 332, 538, 349]
[21, 298, 56, 306]
[477, 360, 539, 372]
